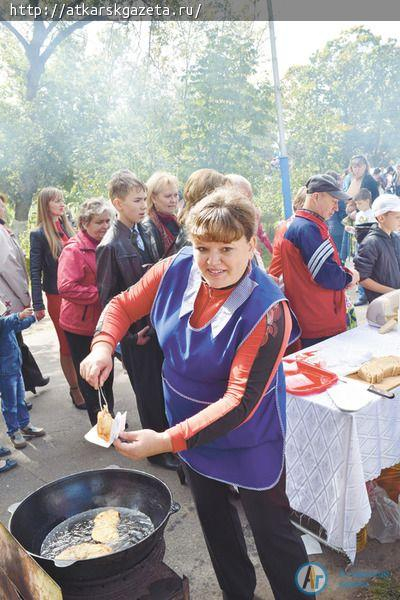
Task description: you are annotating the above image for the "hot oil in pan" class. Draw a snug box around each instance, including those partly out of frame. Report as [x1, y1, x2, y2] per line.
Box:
[40, 507, 154, 560]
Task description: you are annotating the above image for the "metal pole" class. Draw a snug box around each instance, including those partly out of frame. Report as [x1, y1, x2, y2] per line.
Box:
[267, 0, 292, 218]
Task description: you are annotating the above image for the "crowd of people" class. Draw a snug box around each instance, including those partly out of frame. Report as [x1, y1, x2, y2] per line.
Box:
[0, 156, 400, 599]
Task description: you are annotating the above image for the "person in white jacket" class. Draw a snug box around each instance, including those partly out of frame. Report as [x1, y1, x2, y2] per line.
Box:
[0, 195, 49, 395]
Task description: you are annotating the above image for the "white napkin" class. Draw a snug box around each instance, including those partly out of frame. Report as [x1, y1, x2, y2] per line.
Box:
[325, 381, 374, 412]
[84, 411, 127, 448]
[301, 533, 323, 555]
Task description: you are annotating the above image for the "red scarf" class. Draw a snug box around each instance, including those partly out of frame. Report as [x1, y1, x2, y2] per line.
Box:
[55, 219, 70, 246]
[148, 207, 179, 254]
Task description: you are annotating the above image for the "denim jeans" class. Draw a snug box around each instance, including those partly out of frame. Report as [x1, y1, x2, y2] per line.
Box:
[0, 372, 29, 435]
[357, 285, 368, 303]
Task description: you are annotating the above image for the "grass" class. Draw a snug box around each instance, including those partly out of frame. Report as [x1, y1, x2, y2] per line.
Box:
[363, 573, 400, 599]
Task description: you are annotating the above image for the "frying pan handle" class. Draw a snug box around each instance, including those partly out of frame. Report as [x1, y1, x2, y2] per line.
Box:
[8, 502, 21, 515]
[169, 501, 181, 515]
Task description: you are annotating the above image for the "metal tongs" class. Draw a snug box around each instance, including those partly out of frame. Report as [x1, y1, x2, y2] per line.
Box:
[98, 385, 109, 412]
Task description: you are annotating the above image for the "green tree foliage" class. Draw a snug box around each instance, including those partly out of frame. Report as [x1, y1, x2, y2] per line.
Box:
[0, 26, 112, 226]
[181, 24, 274, 187]
[283, 27, 400, 175]
[0, 21, 276, 229]
[2, 22, 400, 235]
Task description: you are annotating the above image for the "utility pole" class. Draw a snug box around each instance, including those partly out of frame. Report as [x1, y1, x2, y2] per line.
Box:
[267, 0, 292, 218]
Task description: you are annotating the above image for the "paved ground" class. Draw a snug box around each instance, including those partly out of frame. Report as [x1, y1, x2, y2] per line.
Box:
[1, 305, 399, 600]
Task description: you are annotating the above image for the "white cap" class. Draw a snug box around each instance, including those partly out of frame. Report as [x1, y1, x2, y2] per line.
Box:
[372, 193, 400, 217]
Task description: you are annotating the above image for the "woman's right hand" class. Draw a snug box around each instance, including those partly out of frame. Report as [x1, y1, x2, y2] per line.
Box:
[35, 309, 46, 321]
[80, 343, 113, 389]
[347, 269, 360, 289]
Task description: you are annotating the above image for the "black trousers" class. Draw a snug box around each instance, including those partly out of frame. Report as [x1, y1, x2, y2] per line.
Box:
[183, 464, 314, 600]
[120, 334, 168, 432]
[16, 332, 45, 393]
[64, 330, 114, 426]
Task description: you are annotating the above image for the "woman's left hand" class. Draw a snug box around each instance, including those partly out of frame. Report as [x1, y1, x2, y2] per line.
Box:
[113, 429, 173, 460]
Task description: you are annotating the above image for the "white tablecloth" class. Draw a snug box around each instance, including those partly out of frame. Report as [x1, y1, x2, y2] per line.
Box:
[285, 324, 400, 562]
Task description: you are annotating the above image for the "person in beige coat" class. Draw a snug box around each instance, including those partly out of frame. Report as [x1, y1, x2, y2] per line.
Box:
[0, 194, 49, 395]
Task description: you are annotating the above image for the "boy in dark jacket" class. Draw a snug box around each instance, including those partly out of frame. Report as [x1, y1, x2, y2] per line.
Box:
[354, 194, 400, 302]
[96, 170, 177, 470]
[0, 305, 45, 449]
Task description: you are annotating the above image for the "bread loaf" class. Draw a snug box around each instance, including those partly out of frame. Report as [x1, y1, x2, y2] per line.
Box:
[358, 355, 400, 384]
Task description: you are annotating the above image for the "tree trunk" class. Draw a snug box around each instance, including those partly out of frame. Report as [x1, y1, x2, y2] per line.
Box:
[12, 172, 38, 238]
[26, 57, 46, 101]
[0, 20, 89, 228]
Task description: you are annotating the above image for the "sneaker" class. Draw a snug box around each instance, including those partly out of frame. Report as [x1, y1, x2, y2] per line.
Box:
[10, 431, 27, 449]
[0, 446, 11, 458]
[21, 424, 46, 438]
[0, 458, 17, 473]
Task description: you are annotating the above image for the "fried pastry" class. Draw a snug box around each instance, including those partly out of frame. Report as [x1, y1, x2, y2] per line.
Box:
[94, 509, 120, 525]
[92, 509, 120, 543]
[56, 542, 112, 561]
[97, 406, 114, 442]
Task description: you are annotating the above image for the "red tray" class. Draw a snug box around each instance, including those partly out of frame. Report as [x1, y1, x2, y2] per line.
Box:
[283, 359, 338, 396]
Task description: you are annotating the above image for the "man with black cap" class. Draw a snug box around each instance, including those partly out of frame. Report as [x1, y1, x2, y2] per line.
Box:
[280, 174, 360, 348]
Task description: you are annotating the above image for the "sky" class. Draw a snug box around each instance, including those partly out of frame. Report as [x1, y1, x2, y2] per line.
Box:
[81, 20, 400, 79]
[274, 21, 400, 75]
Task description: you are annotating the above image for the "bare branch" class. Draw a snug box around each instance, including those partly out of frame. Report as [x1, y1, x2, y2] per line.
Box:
[46, 22, 59, 35]
[0, 18, 29, 51]
[40, 21, 88, 63]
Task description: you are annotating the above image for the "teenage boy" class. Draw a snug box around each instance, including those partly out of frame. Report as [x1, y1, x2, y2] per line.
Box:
[354, 194, 400, 303]
[96, 169, 178, 470]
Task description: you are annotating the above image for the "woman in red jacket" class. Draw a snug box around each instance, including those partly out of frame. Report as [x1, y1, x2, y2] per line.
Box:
[58, 198, 114, 425]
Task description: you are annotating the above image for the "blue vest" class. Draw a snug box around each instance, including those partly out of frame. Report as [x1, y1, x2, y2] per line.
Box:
[151, 247, 299, 489]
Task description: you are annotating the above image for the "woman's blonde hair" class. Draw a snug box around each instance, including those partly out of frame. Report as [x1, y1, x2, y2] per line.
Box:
[78, 197, 114, 230]
[186, 188, 257, 244]
[180, 169, 229, 225]
[36, 187, 75, 259]
[146, 171, 179, 211]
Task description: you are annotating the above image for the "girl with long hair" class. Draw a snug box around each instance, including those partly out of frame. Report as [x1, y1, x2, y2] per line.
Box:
[30, 187, 85, 408]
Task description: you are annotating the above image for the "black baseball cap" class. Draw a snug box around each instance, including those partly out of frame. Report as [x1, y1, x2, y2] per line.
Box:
[306, 174, 351, 201]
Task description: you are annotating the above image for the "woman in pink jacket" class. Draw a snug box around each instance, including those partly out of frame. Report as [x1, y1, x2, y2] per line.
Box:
[58, 198, 114, 425]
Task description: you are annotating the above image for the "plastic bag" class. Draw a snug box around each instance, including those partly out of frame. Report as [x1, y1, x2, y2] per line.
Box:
[367, 484, 400, 543]
[376, 464, 400, 503]
[345, 295, 357, 330]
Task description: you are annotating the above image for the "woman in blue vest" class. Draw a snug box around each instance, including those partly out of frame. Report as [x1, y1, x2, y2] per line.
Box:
[81, 188, 312, 600]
